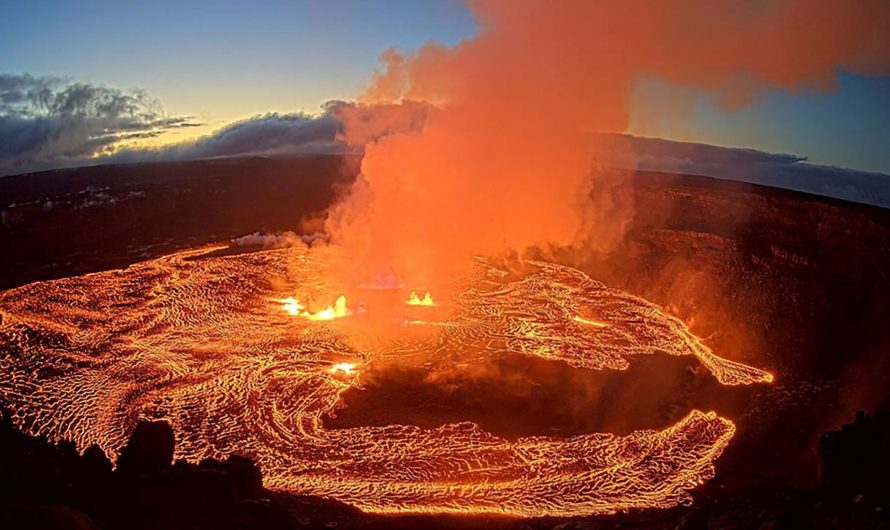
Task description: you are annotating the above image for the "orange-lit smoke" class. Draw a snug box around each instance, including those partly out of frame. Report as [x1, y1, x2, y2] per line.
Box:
[328, 0, 890, 287]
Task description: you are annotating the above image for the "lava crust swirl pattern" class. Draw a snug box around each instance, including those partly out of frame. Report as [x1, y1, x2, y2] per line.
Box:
[0, 245, 771, 517]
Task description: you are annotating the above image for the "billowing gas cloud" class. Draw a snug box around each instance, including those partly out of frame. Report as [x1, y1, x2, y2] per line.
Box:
[327, 0, 890, 287]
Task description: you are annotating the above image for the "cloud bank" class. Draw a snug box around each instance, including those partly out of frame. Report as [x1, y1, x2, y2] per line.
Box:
[107, 99, 432, 164]
[2, 70, 890, 212]
[0, 81, 434, 175]
[0, 74, 198, 175]
[108, 112, 341, 164]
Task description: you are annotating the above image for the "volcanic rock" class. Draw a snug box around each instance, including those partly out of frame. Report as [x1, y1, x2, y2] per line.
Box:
[116, 421, 175, 475]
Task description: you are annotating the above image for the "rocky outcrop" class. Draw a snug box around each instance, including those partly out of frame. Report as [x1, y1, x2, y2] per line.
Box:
[0, 413, 359, 530]
[116, 421, 175, 476]
[820, 410, 890, 498]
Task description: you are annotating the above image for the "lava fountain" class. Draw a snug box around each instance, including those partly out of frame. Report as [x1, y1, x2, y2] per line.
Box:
[407, 291, 435, 306]
[0, 243, 771, 517]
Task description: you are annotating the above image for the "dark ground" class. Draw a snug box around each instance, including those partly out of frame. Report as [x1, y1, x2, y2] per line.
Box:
[2, 155, 890, 528]
[0, 155, 357, 289]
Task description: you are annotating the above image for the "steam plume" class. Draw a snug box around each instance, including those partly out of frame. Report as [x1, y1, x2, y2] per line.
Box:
[327, 0, 890, 286]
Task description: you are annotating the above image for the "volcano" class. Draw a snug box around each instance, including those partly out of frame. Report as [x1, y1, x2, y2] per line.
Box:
[1, 155, 889, 527]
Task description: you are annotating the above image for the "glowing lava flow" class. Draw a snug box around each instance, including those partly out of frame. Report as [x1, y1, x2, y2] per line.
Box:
[407, 291, 435, 306]
[573, 315, 608, 328]
[279, 297, 304, 315]
[329, 362, 357, 375]
[0, 245, 772, 517]
[276, 295, 351, 320]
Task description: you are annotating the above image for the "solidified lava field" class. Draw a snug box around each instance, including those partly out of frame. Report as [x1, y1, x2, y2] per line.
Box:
[0, 242, 771, 517]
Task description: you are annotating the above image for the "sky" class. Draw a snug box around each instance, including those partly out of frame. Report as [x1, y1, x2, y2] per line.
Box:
[630, 73, 890, 174]
[1, 0, 889, 174]
[0, 0, 475, 124]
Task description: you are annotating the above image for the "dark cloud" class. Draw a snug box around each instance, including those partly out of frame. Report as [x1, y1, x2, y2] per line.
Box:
[0, 74, 196, 175]
[109, 99, 432, 164]
[110, 111, 343, 164]
[0, 73, 59, 108]
[0, 77, 432, 175]
[592, 133, 890, 209]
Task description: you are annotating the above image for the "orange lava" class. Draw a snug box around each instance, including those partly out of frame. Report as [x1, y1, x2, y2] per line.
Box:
[0, 244, 772, 517]
[329, 362, 358, 376]
[407, 291, 435, 306]
[573, 315, 608, 328]
[277, 294, 352, 320]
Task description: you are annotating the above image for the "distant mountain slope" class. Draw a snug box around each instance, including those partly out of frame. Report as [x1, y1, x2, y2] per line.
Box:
[5, 131, 889, 209]
[591, 133, 890, 209]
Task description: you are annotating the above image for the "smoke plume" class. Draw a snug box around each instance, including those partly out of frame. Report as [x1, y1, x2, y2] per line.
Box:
[327, 0, 890, 288]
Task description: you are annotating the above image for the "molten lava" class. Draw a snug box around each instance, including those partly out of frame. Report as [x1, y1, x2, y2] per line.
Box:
[278, 296, 304, 316]
[329, 362, 357, 376]
[0, 244, 772, 517]
[306, 295, 350, 321]
[573, 315, 608, 328]
[407, 291, 435, 306]
[278, 294, 351, 321]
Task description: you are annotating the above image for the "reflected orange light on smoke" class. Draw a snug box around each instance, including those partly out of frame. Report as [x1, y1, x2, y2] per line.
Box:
[407, 291, 435, 306]
[327, 0, 890, 293]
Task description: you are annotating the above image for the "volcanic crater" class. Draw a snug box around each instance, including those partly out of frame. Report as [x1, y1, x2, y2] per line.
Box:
[1, 155, 889, 522]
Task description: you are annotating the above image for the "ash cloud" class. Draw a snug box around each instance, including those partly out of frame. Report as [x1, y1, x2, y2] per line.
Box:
[0, 74, 198, 175]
